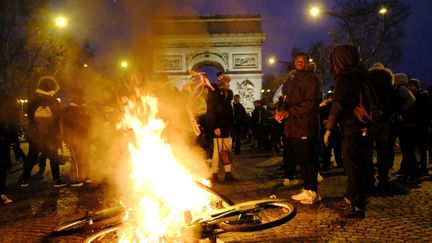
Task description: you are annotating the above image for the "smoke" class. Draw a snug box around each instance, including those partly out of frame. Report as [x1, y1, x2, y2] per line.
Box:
[53, 0, 214, 190]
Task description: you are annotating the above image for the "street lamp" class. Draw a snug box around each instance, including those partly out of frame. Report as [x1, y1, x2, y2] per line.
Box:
[54, 16, 68, 28]
[120, 60, 129, 69]
[378, 7, 388, 15]
[268, 57, 290, 65]
[309, 7, 321, 17]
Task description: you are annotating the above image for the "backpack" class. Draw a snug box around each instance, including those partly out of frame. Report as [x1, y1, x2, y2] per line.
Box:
[353, 79, 384, 124]
[34, 105, 54, 125]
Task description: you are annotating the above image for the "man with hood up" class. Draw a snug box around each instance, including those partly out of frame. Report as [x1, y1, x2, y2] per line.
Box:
[21, 76, 66, 188]
[324, 45, 369, 218]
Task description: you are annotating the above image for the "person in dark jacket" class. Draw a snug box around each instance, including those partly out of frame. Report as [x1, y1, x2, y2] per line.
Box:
[365, 63, 396, 189]
[319, 87, 343, 170]
[61, 87, 91, 186]
[392, 73, 417, 181]
[206, 72, 236, 183]
[0, 92, 15, 204]
[324, 45, 369, 218]
[21, 76, 66, 188]
[275, 52, 321, 204]
[233, 94, 246, 154]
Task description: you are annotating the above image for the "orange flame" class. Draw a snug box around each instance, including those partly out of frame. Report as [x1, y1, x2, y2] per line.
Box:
[117, 91, 212, 242]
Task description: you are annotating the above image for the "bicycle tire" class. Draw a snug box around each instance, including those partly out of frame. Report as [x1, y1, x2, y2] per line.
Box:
[52, 206, 124, 235]
[84, 226, 123, 243]
[216, 199, 296, 232]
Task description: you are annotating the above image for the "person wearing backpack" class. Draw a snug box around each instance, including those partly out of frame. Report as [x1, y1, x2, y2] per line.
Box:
[21, 76, 67, 188]
[324, 45, 370, 219]
[365, 63, 396, 189]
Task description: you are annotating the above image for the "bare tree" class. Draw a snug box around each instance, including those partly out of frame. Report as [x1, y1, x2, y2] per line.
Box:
[328, 0, 411, 68]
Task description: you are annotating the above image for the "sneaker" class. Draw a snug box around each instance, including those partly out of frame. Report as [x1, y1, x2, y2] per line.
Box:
[224, 172, 238, 182]
[282, 178, 301, 187]
[70, 181, 85, 187]
[300, 190, 321, 204]
[317, 172, 324, 184]
[291, 189, 310, 201]
[20, 180, 29, 188]
[1, 194, 13, 204]
[53, 179, 67, 188]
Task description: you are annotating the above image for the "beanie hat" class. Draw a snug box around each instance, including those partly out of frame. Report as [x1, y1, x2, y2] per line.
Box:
[216, 71, 231, 84]
[393, 73, 408, 86]
[36, 76, 60, 96]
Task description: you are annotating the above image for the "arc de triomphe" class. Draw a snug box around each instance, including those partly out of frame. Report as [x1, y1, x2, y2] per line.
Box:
[151, 15, 265, 113]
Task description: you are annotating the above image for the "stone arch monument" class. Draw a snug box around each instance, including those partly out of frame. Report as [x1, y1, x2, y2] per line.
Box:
[151, 15, 265, 113]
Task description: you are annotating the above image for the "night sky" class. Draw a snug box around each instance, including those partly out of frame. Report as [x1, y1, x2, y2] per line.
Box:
[57, 0, 432, 88]
[196, 0, 432, 88]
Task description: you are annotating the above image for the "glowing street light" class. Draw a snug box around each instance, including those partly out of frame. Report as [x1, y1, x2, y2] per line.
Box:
[268, 57, 289, 66]
[379, 7, 388, 15]
[268, 57, 276, 65]
[120, 60, 129, 69]
[55, 16, 68, 28]
[309, 6, 321, 17]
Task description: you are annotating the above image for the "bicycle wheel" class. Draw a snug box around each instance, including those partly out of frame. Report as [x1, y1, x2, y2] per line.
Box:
[52, 206, 125, 235]
[216, 199, 296, 232]
[84, 226, 123, 243]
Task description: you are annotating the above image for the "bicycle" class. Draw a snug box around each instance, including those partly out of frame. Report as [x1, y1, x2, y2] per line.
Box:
[53, 182, 296, 242]
[52, 182, 233, 236]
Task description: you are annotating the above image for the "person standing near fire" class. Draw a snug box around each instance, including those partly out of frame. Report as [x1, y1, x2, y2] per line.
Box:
[275, 52, 321, 204]
[206, 71, 236, 183]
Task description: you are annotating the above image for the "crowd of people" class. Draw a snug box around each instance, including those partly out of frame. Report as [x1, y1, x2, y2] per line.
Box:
[1, 45, 431, 222]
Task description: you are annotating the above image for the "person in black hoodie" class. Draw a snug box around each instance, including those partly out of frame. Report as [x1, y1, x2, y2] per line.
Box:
[21, 76, 66, 188]
[324, 45, 369, 218]
[206, 72, 236, 183]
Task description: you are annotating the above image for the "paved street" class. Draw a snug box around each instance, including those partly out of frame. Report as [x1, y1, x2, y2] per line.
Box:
[1, 142, 431, 242]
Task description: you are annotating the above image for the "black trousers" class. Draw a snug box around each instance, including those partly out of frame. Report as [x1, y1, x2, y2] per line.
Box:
[367, 122, 393, 185]
[233, 123, 242, 153]
[398, 124, 419, 176]
[342, 128, 370, 209]
[283, 137, 318, 191]
[321, 128, 343, 168]
[0, 138, 10, 194]
[23, 140, 61, 181]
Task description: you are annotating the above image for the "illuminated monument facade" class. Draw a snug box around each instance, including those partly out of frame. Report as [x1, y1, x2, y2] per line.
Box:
[152, 15, 265, 112]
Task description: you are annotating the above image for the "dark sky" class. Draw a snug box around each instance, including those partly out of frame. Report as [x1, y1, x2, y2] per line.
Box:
[195, 0, 432, 87]
[57, 0, 432, 88]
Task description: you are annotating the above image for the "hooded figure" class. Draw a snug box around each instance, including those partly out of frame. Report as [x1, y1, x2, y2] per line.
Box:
[326, 45, 369, 130]
[21, 76, 66, 188]
[324, 45, 369, 219]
